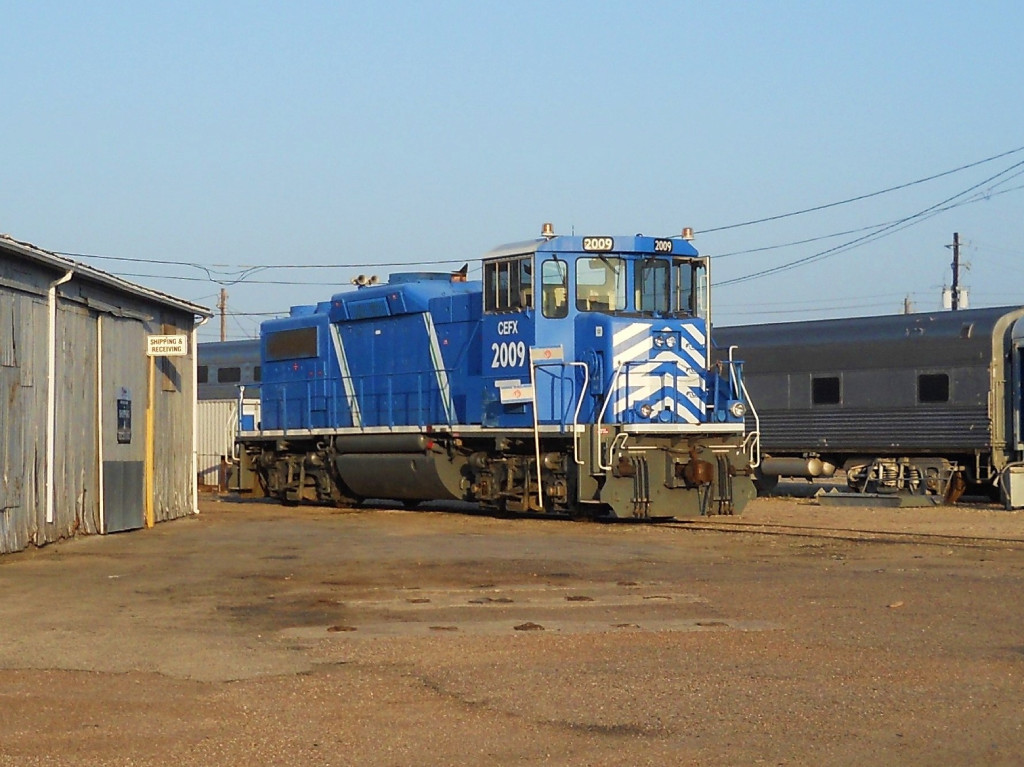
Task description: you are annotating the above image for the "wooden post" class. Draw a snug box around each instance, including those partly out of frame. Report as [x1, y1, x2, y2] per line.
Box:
[951, 232, 961, 311]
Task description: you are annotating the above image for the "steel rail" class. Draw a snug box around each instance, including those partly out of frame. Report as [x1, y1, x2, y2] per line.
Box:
[661, 520, 1024, 549]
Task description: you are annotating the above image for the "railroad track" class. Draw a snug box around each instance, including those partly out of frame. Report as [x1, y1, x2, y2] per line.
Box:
[663, 519, 1024, 549]
[297, 498, 1024, 549]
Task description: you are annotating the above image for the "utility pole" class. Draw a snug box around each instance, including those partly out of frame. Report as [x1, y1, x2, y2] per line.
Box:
[903, 295, 914, 315]
[950, 232, 961, 311]
[217, 288, 227, 342]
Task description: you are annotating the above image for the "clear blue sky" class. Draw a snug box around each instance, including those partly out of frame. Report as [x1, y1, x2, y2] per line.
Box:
[3, 1, 1022, 341]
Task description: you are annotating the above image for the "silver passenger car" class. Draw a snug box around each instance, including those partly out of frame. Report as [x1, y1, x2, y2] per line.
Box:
[717, 306, 1024, 503]
[197, 339, 260, 400]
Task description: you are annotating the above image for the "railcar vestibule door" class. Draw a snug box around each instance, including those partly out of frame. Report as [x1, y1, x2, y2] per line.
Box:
[1017, 344, 1024, 453]
[1014, 318, 1024, 454]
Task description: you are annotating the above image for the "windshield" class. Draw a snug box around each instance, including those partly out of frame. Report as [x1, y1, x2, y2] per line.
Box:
[636, 260, 670, 314]
[576, 257, 626, 312]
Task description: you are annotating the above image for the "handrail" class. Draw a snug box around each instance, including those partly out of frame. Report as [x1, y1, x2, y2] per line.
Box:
[532, 361, 590, 461]
[595, 361, 627, 434]
[528, 358, 591, 509]
[726, 345, 760, 468]
[595, 362, 628, 471]
[739, 374, 761, 468]
[567, 362, 590, 465]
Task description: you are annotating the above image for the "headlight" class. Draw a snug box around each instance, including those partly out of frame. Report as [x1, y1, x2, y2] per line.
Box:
[665, 334, 677, 348]
[638, 403, 654, 418]
[652, 335, 665, 348]
[729, 401, 747, 418]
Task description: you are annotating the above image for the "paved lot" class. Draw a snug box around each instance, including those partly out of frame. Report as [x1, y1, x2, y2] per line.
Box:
[1, 496, 1023, 766]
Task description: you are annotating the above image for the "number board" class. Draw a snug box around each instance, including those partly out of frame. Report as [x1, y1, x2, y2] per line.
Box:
[582, 236, 614, 252]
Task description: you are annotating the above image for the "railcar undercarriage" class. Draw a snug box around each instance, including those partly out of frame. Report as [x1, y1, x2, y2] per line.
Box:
[753, 452, 974, 503]
[233, 428, 756, 519]
[844, 457, 966, 502]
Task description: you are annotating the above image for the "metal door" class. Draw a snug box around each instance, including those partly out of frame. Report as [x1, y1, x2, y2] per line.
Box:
[1013, 318, 1024, 454]
[101, 316, 146, 532]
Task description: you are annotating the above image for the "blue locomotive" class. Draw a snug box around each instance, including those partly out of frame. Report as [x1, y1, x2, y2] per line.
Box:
[233, 225, 757, 517]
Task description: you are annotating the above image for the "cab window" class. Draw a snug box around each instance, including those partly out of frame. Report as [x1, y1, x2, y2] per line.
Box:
[576, 257, 625, 312]
[484, 257, 532, 313]
[636, 260, 670, 314]
[674, 259, 707, 318]
[541, 259, 568, 318]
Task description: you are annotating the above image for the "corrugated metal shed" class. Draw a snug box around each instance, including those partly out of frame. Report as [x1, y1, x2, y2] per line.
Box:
[0, 234, 212, 553]
[197, 399, 239, 487]
[196, 399, 262, 489]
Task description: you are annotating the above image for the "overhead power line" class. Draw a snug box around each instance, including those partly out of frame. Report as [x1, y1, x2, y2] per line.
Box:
[697, 143, 1024, 235]
[714, 180, 1024, 259]
[49, 143, 1024, 294]
[56, 250, 470, 273]
[718, 158, 1024, 287]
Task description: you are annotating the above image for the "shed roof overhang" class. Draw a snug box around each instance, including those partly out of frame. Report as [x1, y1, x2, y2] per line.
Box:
[0, 234, 213, 318]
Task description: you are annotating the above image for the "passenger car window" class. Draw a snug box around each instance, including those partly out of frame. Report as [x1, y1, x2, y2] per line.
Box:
[918, 373, 949, 403]
[812, 376, 841, 405]
[217, 367, 242, 384]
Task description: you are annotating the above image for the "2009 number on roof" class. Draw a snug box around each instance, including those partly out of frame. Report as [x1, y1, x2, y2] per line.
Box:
[582, 236, 613, 252]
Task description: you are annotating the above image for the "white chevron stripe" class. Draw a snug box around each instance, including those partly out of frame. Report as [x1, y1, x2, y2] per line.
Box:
[606, 320, 712, 425]
[329, 324, 362, 428]
[680, 324, 706, 346]
[423, 313, 456, 424]
[614, 338, 652, 367]
[612, 322, 649, 351]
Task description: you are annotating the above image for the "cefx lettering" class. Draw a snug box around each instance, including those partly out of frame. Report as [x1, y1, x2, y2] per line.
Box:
[497, 320, 519, 335]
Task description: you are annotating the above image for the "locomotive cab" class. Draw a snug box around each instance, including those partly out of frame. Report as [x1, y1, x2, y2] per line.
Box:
[472, 229, 755, 516]
[479, 232, 741, 429]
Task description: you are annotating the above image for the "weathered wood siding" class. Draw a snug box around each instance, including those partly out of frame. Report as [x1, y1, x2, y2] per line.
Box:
[0, 245, 204, 554]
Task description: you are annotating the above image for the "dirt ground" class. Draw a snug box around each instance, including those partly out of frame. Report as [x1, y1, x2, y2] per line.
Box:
[2, 493, 1023, 766]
